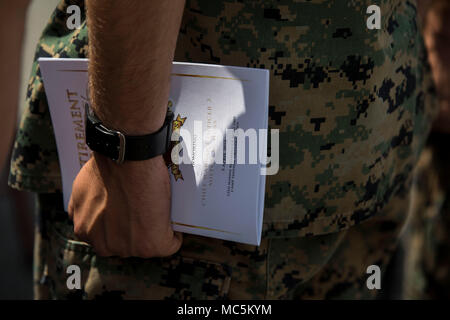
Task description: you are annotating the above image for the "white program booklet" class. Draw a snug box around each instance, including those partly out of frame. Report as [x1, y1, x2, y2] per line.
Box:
[39, 58, 269, 245]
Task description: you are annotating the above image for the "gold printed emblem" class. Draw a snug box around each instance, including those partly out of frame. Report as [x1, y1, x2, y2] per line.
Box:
[165, 100, 187, 181]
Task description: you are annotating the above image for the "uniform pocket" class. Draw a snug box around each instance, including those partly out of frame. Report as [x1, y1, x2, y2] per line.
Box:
[40, 205, 232, 299]
[45, 220, 93, 299]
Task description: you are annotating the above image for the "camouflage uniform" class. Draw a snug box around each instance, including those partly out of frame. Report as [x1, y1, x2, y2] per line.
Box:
[9, 0, 438, 299]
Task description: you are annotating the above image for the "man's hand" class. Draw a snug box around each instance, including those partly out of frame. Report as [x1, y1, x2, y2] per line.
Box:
[68, 0, 186, 257]
[69, 154, 182, 257]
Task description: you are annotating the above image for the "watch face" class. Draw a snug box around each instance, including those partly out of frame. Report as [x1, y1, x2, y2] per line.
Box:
[86, 113, 121, 161]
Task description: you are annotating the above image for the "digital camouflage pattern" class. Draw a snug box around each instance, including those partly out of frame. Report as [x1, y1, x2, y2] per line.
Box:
[9, 0, 439, 299]
[35, 190, 408, 299]
[9, 0, 88, 193]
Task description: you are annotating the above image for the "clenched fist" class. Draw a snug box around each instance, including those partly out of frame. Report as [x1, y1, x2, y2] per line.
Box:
[68, 153, 182, 258]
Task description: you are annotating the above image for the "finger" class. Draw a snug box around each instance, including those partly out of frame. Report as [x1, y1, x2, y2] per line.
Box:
[92, 243, 112, 257]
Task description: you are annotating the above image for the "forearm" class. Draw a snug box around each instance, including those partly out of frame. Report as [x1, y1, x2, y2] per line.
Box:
[86, 0, 185, 135]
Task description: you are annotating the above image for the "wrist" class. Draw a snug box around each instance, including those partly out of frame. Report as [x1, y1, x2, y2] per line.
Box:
[86, 103, 173, 164]
[92, 151, 166, 174]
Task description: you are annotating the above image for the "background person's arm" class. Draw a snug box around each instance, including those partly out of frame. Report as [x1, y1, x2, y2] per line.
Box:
[68, 0, 185, 257]
[0, 0, 30, 169]
[419, 0, 450, 133]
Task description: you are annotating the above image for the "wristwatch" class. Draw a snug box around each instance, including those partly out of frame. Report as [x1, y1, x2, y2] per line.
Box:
[85, 103, 174, 164]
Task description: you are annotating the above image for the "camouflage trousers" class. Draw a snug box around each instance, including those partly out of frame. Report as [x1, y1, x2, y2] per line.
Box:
[33, 187, 413, 300]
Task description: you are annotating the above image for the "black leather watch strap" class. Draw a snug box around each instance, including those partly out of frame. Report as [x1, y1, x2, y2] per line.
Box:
[85, 103, 174, 164]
